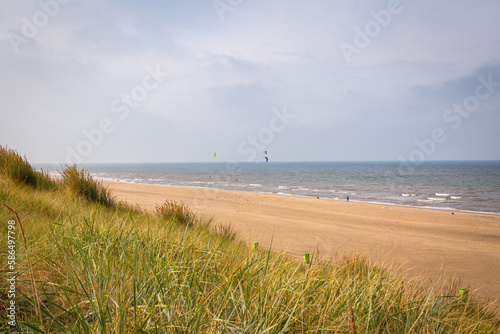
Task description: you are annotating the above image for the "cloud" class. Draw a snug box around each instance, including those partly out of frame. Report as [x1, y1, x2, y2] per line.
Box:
[0, 0, 499, 163]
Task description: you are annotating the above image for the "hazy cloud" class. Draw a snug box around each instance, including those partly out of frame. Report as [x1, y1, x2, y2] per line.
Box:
[1, 0, 499, 163]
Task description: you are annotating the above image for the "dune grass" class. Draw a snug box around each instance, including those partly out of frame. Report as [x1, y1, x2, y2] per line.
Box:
[60, 164, 115, 208]
[0, 147, 499, 332]
[156, 199, 199, 227]
[0, 146, 57, 191]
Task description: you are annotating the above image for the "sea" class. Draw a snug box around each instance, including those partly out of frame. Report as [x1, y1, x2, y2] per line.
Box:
[37, 161, 500, 215]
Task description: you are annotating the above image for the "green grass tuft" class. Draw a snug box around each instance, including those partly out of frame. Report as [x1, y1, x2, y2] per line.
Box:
[155, 199, 198, 227]
[212, 222, 238, 241]
[0, 145, 57, 191]
[60, 164, 115, 208]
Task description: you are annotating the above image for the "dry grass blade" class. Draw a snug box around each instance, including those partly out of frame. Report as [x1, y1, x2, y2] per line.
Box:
[349, 304, 357, 334]
[212, 223, 237, 241]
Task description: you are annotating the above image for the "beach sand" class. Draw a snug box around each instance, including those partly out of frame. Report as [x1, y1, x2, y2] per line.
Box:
[105, 181, 500, 310]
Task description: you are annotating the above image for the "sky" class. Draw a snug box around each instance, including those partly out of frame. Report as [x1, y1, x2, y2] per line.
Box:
[1, 0, 499, 164]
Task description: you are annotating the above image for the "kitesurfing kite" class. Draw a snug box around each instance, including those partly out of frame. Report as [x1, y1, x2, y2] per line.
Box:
[213, 152, 216, 158]
[264, 150, 269, 163]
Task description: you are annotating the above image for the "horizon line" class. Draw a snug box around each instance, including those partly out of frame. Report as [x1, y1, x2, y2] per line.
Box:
[33, 159, 500, 165]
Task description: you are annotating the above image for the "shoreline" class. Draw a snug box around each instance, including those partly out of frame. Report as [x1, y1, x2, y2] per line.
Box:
[42, 160, 500, 216]
[103, 178, 500, 217]
[104, 180, 500, 312]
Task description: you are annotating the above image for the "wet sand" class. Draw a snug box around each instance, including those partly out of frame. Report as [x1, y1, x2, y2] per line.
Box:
[105, 181, 500, 310]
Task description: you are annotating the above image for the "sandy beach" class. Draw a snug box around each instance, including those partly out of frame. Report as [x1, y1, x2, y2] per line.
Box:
[105, 181, 500, 309]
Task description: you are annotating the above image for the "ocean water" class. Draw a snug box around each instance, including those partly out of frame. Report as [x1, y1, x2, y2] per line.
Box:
[39, 161, 500, 215]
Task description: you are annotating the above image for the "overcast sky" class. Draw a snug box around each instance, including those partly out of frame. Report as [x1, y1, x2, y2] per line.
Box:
[1, 0, 499, 164]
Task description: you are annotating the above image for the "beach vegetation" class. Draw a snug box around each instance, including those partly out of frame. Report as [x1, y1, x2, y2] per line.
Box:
[0, 150, 499, 333]
[155, 199, 198, 227]
[212, 222, 238, 241]
[60, 163, 115, 208]
[0, 146, 57, 191]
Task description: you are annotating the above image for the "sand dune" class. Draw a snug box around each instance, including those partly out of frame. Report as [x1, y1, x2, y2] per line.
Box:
[105, 181, 500, 310]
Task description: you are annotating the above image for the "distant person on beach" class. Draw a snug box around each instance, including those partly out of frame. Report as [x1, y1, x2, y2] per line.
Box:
[347, 196, 349, 202]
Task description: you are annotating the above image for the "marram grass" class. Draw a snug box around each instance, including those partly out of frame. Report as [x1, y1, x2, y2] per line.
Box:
[156, 199, 198, 227]
[60, 164, 115, 208]
[0, 147, 499, 333]
[0, 146, 57, 191]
